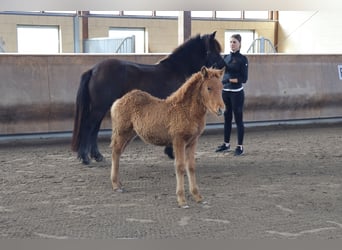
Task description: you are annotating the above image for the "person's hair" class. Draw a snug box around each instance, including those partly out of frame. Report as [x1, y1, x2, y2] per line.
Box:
[231, 34, 241, 43]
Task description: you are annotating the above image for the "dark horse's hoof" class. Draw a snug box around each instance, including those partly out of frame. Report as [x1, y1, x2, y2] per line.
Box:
[79, 155, 91, 165]
[82, 159, 91, 165]
[92, 153, 104, 162]
[164, 146, 174, 159]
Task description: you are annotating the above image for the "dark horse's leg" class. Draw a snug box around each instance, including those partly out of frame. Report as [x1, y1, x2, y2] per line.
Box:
[164, 145, 174, 159]
[77, 113, 105, 165]
[77, 121, 92, 165]
[90, 114, 106, 162]
[82, 107, 108, 165]
[76, 106, 107, 165]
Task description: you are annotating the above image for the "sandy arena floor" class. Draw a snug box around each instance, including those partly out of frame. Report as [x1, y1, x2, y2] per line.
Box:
[0, 123, 342, 239]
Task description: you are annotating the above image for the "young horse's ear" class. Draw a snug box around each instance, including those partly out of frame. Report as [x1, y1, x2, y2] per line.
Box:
[220, 67, 226, 80]
[220, 67, 225, 77]
[201, 66, 209, 78]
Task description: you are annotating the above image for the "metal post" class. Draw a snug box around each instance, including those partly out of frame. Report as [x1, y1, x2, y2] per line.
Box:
[178, 11, 191, 45]
[73, 13, 80, 53]
[260, 36, 265, 53]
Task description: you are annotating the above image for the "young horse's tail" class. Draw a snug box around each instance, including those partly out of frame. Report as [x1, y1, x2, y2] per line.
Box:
[71, 69, 93, 152]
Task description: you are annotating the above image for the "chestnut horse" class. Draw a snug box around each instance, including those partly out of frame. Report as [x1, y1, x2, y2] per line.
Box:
[110, 66, 225, 208]
[71, 32, 224, 165]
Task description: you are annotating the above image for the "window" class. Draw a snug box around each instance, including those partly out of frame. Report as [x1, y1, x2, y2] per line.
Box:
[191, 11, 213, 18]
[122, 11, 153, 16]
[89, 11, 120, 16]
[43, 11, 76, 14]
[109, 28, 146, 53]
[216, 11, 242, 19]
[155, 11, 178, 17]
[17, 25, 60, 53]
[244, 11, 269, 19]
[224, 30, 255, 54]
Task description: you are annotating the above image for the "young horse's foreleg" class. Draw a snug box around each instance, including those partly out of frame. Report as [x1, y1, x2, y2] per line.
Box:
[175, 160, 187, 208]
[173, 139, 187, 208]
[185, 141, 203, 203]
[110, 138, 125, 191]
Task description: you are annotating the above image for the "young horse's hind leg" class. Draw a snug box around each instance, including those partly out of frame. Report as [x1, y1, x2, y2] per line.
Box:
[110, 131, 136, 192]
[185, 140, 203, 203]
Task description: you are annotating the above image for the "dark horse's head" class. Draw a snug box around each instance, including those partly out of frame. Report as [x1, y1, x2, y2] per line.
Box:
[159, 31, 225, 76]
[201, 31, 225, 68]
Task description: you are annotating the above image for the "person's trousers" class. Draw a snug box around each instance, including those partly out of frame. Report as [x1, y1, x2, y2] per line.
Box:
[222, 89, 245, 145]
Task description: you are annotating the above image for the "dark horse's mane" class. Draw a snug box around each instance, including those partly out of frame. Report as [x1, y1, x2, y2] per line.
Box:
[170, 34, 221, 57]
[158, 35, 203, 63]
[158, 34, 222, 75]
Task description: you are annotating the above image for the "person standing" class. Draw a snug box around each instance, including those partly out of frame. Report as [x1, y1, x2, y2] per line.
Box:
[215, 34, 248, 156]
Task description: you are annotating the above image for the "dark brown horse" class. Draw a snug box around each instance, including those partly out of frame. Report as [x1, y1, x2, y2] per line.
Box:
[71, 31, 224, 165]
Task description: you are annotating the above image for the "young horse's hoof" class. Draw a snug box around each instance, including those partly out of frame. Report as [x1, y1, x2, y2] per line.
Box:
[114, 187, 125, 193]
[178, 203, 189, 209]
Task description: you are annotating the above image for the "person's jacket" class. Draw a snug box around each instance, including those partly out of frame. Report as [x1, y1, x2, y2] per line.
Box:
[217, 50, 248, 90]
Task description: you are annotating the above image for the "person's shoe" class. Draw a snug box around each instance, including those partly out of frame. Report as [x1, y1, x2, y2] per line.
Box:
[215, 143, 230, 152]
[234, 146, 244, 156]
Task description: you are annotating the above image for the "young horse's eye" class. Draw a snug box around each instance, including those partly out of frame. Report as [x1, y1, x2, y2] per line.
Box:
[207, 87, 212, 91]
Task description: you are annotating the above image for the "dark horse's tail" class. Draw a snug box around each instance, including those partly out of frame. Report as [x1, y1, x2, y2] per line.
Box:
[71, 69, 93, 152]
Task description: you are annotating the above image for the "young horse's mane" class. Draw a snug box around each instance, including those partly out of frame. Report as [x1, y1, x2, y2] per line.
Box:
[166, 68, 222, 104]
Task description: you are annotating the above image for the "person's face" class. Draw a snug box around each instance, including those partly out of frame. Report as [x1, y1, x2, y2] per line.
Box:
[230, 37, 240, 52]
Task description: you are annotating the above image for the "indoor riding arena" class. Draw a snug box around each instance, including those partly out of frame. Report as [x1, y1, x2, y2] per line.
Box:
[0, 10, 342, 240]
[1, 53, 342, 239]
